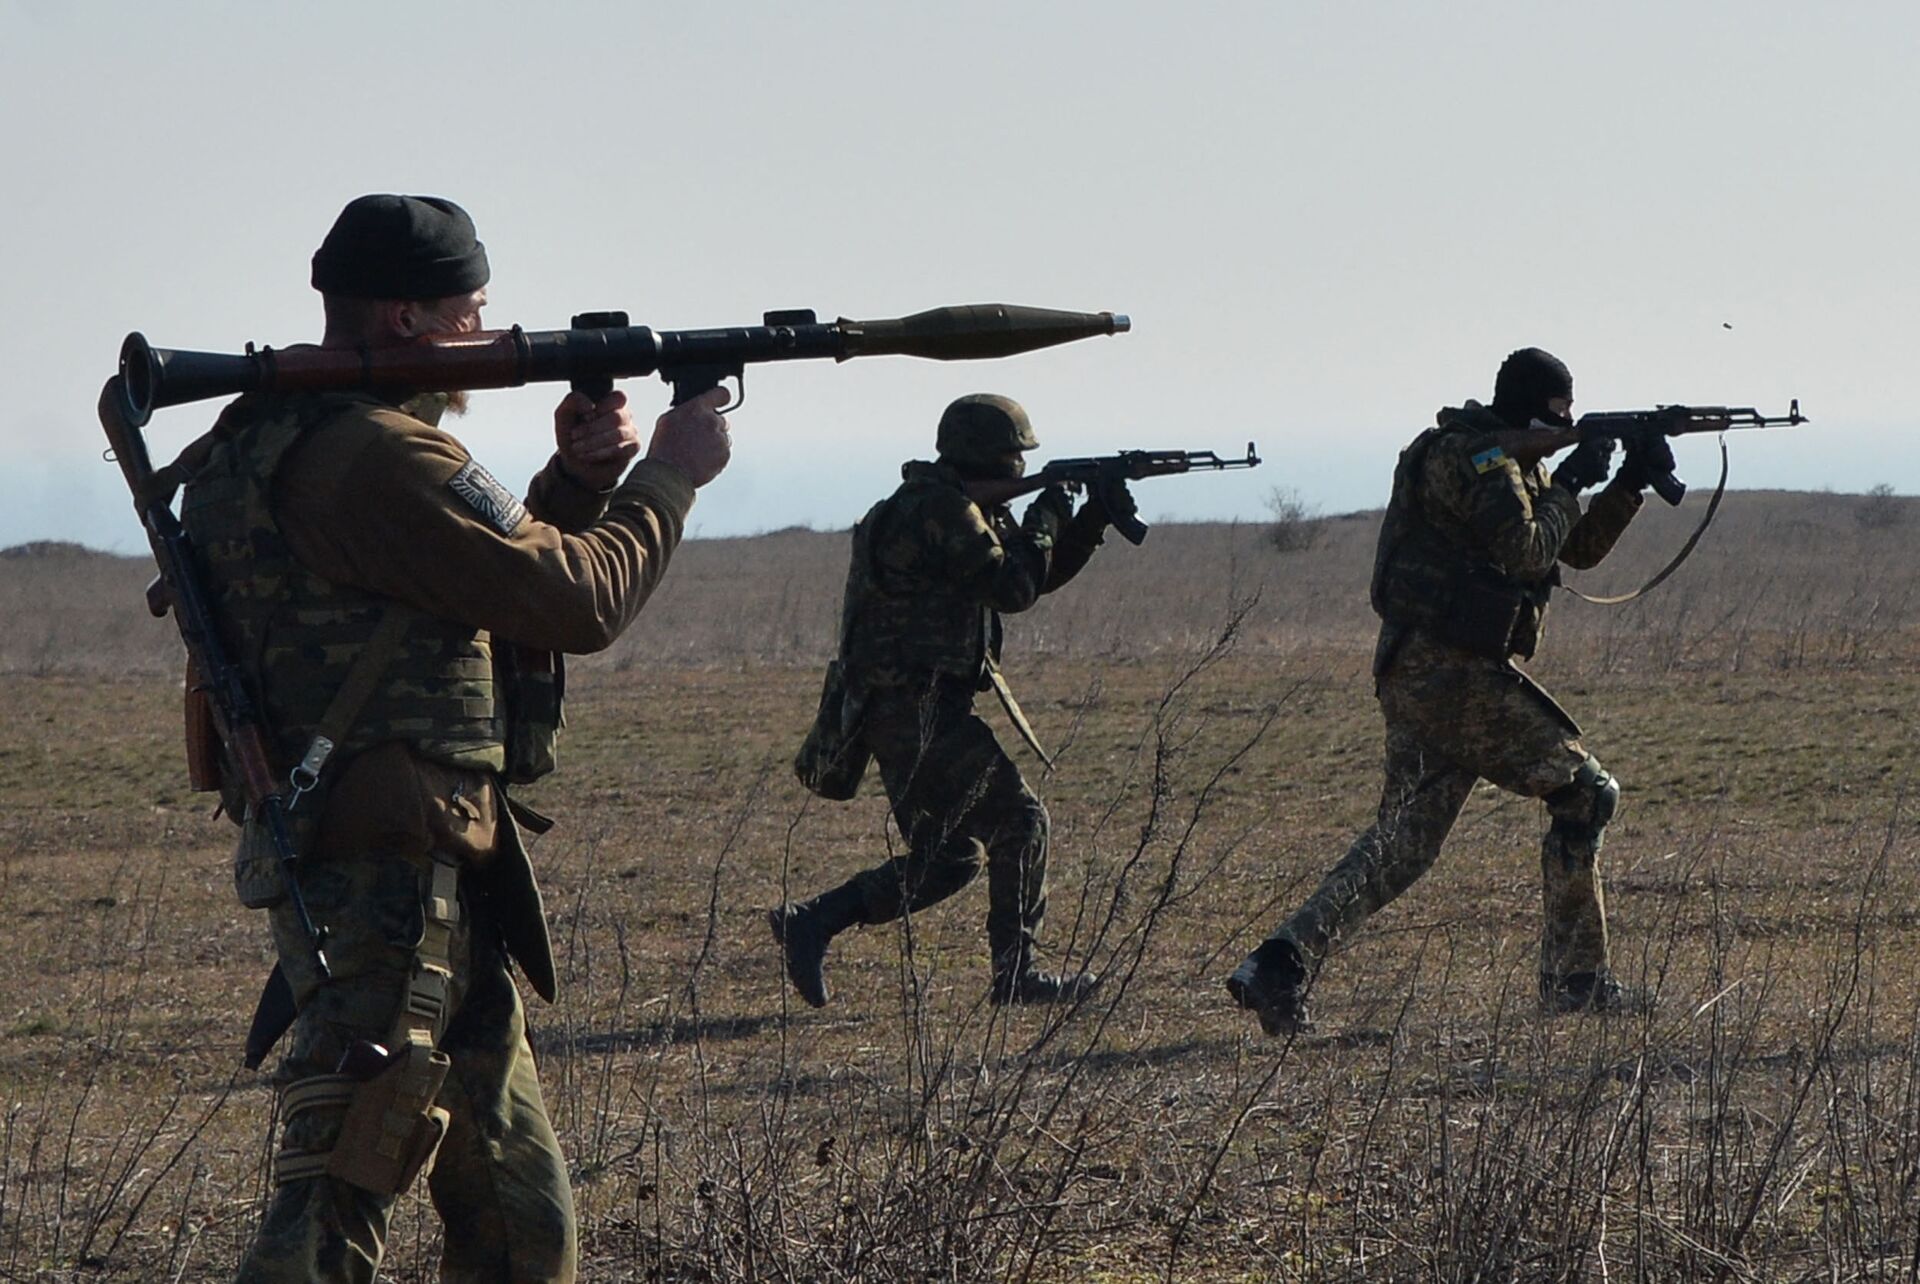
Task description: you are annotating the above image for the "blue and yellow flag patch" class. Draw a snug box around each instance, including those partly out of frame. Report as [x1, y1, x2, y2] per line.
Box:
[1470, 446, 1509, 475]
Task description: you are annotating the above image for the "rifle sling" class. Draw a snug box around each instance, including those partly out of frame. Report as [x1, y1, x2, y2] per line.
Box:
[291, 608, 418, 794]
[153, 428, 228, 508]
[1562, 435, 1728, 608]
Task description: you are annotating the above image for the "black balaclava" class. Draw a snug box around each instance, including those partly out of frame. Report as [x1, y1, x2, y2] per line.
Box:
[1490, 347, 1573, 428]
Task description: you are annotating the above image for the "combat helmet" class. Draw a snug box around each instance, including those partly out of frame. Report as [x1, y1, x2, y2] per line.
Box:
[936, 394, 1038, 475]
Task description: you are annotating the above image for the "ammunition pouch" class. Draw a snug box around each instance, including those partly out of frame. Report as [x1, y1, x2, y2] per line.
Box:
[232, 807, 322, 910]
[497, 643, 564, 785]
[1378, 550, 1552, 662]
[795, 660, 871, 800]
[1432, 567, 1537, 660]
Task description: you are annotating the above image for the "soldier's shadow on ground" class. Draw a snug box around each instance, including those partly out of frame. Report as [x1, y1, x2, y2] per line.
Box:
[531, 1013, 781, 1058]
[1023, 1032, 1247, 1074]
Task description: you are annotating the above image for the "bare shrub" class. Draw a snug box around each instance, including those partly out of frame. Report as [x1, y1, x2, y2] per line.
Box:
[1264, 487, 1325, 554]
[1855, 483, 1904, 531]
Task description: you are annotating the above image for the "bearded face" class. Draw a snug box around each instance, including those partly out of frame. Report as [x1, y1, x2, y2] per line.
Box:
[406, 289, 487, 337]
[398, 291, 487, 415]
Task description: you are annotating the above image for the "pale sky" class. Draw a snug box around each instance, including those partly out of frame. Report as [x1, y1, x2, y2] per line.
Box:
[3, 1, 1913, 552]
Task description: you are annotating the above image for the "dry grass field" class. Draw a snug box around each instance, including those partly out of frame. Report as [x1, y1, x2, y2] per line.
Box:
[3, 489, 1919, 1281]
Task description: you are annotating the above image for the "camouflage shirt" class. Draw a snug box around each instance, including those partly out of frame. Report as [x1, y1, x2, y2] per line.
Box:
[840, 459, 1098, 692]
[1372, 400, 1643, 667]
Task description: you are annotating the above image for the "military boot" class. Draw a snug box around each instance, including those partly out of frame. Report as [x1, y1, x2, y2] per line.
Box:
[988, 934, 1100, 1007]
[1540, 969, 1638, 1016]
[1226, 938, 1312, 1036]
[991, 965, 1102, 1006]
[767, 883, 864, 1009]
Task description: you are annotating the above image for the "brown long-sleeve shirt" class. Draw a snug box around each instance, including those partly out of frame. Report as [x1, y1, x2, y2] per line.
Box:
[272, 398, 694, 654]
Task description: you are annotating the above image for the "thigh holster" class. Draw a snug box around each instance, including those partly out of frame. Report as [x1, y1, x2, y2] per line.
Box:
[273, 855, 461, 1197]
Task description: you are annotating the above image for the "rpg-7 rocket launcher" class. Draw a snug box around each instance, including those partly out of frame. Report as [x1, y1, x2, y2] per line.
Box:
[112, 303, 1131, 425]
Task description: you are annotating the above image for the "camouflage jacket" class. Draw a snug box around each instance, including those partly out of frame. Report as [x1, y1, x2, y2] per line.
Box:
[1371, 400, 1642, 670]
[839, 459, 1102, 693]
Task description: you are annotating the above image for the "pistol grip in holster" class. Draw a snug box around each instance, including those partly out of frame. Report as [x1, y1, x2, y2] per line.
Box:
[325, 1042, 452, 1196]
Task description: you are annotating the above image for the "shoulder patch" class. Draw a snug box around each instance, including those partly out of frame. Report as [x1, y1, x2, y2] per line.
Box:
[1470, 446, 1509, 474]
[448, 459, 528, 536]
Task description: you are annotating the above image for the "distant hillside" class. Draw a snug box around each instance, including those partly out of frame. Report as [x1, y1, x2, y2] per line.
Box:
[4, 488, 1916, 677]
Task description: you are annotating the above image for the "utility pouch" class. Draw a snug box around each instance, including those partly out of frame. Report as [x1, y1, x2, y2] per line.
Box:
[795, 660, 871, 801]
[232, 809, 317, 909]
[325, 1042, 451, 1196]
[497, 644, 564, 785]
[1436, 569, 1526, 660]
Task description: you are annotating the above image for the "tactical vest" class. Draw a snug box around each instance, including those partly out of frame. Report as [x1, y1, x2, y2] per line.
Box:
[1371, 418, 1555, 661]
[179, 393, 507, 779]
[840, 468, 1001, 691]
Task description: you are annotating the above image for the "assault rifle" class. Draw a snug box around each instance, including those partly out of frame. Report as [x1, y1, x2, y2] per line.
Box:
[112, 302, 1131, 424]
[1488, 400, 1808, 606]
[96, 381, 333, 982]
[1504, 401, 1807, 506]
[968, 443, 1262, 543]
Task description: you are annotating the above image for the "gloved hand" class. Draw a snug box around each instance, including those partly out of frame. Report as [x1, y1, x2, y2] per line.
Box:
[1551, 436, 1615, 496]
[1613, 433, 1677, 493]
[1022, 484, 1074, 541]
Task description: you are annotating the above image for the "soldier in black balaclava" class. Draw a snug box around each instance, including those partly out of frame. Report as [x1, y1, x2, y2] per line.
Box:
[1226, 347, 1666, 1036]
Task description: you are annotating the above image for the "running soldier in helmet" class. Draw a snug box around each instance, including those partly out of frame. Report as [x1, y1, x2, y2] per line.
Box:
[770, 394, 1133, 1008]
[1226, 349, 1675, 1033]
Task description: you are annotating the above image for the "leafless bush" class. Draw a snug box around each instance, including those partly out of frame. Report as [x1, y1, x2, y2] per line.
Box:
[1264, 486, 1325, 554]
[1856, 483, 1904, 531]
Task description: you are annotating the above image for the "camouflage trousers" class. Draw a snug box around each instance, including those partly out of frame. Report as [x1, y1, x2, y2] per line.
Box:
[847, 677, 1050, 969]
[1273, 632, 1612, 989]
[239, 847, 574, 1283]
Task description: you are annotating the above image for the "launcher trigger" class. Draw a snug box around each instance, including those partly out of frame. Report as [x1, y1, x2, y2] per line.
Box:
[670, 365, 743, 413]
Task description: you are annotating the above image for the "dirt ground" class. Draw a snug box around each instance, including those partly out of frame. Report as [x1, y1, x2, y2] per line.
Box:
[3, 501, 1919, 1280]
